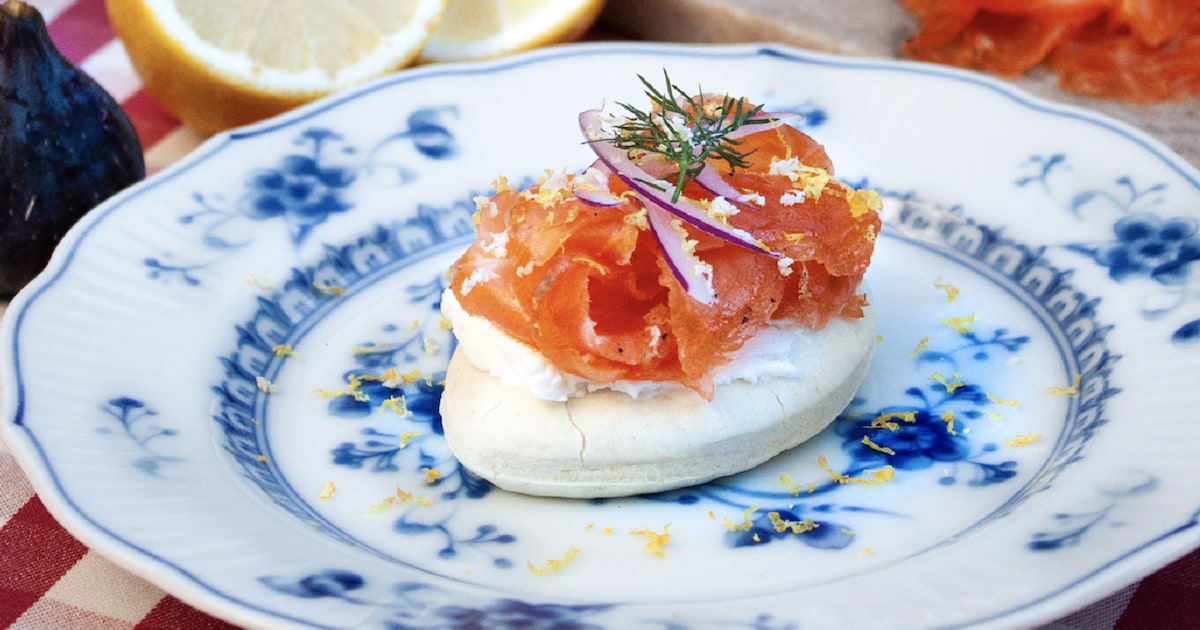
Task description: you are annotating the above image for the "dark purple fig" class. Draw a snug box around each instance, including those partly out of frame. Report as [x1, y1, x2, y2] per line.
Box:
[1, 0, 145, 297]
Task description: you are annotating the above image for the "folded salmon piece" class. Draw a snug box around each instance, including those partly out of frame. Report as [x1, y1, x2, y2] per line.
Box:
[901, 0, 1200, 102]
[449, 119, 879, 399]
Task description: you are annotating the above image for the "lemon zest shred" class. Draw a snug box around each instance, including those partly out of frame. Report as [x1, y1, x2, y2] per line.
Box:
[624, 207, 649, 229]
[940, 411, 958, 435]
[929, 372, 965, 393]
[869, 411, 916, 431]
[723, 504, 761, 532]
[846, 188, 882, 218]
[272, 344, 297, 358]
[767, 512, 819, 534]
[1048, 374, 1082, 396]
[861, 435, 895, 455]
[906, 336, 930, 359]
[367, 485, 434, 513]
[318, 481, 336, 500]
[940, 314, 978, 333]
[818, 455, 895, 485]
[379, 395, 411, 416]
[312, 282, 344, 296]
[246, 274, 274, 289]
[987, 392, 1020, 407]
[365, 496, 396, 513]
[630, 524, 671, 558]
[528, 546, 581, 575]
[398, 431, 421, 448]
[1004, 432, 1043, 447]
[933, 276, 960, 303]
[779, 473, 805, 496]
[422, 467, 441, 485]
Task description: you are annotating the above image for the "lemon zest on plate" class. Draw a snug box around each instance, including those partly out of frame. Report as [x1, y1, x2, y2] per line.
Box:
[528, 546, 581, 575]
[933, 276, 960, 302]
[1048, 374, 1082, 396]
[818, 455, 895, 485]
[723, 504, 761, 532]
[422, 467, 441, 485]
[906, 336, 930, 359]
[767, 512, 818, 534]
[312, 282, 344, 296]
[1004, 432, 1043, 447]
[939, 314, 978, 333]
[987, 392, 1020, 407]
[379, 396, 411, 416]
[929, 372, 965, 393]
[861, 436, 895, 455]
[630, 524, 671, 557]
[941, 411, 957, 435]
[869, 411, 917, 431]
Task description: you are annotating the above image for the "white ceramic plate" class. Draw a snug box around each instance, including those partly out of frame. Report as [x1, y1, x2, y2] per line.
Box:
[4, 43, 1199, 629]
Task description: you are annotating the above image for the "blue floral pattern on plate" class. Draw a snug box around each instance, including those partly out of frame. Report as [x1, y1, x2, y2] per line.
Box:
[1017, 153, 1200, 343]
[5, 44, 1200, 630]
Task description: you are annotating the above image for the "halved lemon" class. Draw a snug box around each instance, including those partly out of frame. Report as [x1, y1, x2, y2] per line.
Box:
[418, 0, 605, 62]
[106, 0, 446, 135]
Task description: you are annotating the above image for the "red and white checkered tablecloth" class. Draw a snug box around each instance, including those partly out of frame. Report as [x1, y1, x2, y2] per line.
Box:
[1, 1, 1198, 627]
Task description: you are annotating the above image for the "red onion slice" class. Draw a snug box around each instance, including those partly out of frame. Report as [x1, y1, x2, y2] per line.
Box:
[578, 108, 769, 255]
[645, 205, 716, 305]
[693, 167, 746, 204]
[726, 110, 806, 140]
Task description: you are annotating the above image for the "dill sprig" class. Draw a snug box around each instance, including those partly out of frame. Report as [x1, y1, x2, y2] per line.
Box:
[604, 71, 771, 203]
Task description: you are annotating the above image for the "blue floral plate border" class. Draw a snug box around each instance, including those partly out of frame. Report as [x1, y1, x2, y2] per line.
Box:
[3, 42, 1199, 629]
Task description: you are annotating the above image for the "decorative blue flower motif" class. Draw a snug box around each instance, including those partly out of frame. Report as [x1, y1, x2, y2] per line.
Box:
[389, 107, 459, 160]
[260, 569, 366, 601]
[395, 519, 516, 568]
[241, 129, 357, 245]
[1017, 153, 1200, 344]
[839, 405, 968, 472]
[261, 574, 615, 629]
[389, 583, 612, 630]
[1074, 213, 1200, 286]
[146, 106, 460, 284]
[723, 509, 855, 551]
[1028, 474, 1158, 551]
[836, 382, 1016, 488]
[98, 396, 181, 476]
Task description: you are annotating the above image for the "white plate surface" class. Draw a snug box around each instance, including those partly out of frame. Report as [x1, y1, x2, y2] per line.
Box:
[3, 42, 1200, 629]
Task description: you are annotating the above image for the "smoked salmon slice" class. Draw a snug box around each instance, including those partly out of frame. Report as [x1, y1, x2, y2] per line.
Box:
[901, 0, 1200, 101]
[448, 121, 880, 399]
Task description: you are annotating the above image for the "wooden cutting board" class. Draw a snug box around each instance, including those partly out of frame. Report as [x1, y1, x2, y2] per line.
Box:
[598, 0, 1200, 169]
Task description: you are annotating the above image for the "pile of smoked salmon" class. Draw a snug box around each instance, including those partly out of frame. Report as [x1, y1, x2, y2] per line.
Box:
[901, 0, 1200, 102]
[449, 122, 880, 398]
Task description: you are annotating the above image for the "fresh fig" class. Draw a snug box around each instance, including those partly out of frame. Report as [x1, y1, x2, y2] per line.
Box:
[1, 0, 144, 297]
